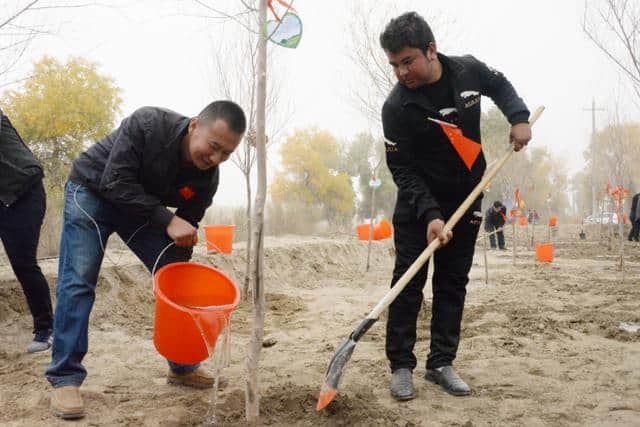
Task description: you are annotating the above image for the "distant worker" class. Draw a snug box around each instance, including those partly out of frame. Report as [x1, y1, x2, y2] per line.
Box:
[629, 192, 640, 242]
[485, 201, 507, 250]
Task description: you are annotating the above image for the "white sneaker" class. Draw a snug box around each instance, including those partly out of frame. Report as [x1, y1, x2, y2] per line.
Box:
[26, 334, 52, 353]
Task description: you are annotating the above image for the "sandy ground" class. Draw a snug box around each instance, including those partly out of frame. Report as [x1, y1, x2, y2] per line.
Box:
[1, 224, 639, 426]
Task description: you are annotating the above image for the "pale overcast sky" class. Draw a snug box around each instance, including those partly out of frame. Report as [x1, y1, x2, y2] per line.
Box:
[3, 0, 635, 207]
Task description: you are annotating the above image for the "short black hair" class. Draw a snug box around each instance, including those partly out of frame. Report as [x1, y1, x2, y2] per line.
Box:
[493, 201, 503, 208]
[198, 100, 247, 134]
[380, 11, 435, 54]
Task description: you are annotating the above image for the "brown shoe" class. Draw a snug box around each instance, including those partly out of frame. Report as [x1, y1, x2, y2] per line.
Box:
[51, 386, 85, 419]
[167, 367, 217, 389]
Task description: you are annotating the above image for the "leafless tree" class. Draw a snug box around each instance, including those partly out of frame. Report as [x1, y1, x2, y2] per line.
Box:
[345, 2, 457, 125]
[583, 0, 640, 103]
[0, 1, 100, 84]
[192, 0, 291, 422]
[207, 14, 291, 299]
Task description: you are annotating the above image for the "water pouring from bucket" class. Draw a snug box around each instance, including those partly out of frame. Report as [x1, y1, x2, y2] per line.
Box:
[153, 262, 239, 424]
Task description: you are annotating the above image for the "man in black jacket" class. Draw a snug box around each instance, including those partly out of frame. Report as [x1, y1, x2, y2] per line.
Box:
[380, 12, 531, 400]
[629, 192, 640, 242]
[484, 201, 507, 250]
[45, 101, 245, 419]
[0, 109, 54, 353]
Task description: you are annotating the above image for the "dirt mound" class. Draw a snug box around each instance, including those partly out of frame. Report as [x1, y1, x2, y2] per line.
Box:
[1, 233, 639, 426]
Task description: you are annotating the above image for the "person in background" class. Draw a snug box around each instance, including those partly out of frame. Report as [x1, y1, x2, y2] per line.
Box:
[629, 192, 640, 242]
[485, 201, 507, 250]
[0, 108, 54, 353]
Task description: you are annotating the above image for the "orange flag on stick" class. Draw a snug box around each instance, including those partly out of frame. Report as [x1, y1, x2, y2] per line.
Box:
[429, 118, 482, 171]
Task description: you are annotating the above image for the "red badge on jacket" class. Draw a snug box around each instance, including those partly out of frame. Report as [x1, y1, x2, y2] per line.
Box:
[179, 186, 195, 200]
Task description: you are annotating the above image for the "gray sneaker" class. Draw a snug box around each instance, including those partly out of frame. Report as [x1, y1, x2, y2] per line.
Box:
[425, 366, 471, 396]
[390, 368, 415, 401]
[26, 332, 52, 353]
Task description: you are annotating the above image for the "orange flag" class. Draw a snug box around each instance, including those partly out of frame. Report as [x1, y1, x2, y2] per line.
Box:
[429, 118, 481, 170]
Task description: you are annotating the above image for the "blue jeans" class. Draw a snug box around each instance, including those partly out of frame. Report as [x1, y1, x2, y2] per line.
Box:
[45, 181, 199, 388]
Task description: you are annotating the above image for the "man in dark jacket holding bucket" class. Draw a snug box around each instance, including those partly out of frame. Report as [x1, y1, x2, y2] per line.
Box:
[45, 102, 246, 419]
[380, 12, 531, 400]
[0, 108, 54, 353]
[484, 201, 507, 250]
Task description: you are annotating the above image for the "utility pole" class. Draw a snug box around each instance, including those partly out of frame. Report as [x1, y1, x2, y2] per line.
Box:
[583, 99, 605, 216]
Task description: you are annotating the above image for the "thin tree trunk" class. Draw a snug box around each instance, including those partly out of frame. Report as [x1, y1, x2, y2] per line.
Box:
[512, 221, 516, 266]
[531, 223, 535, 248]
[600, 197, 605, 240]
[483, 233, 488, 285]
[619, 208, 624, 283]
[245, 0, 267, 422]
[366, 187, 375, 272]
[243, 170, 252, 298]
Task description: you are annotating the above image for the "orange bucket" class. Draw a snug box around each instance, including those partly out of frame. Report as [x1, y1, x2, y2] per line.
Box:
[373, 220, 393, 240]
[356, 220, 393, 241]
[153, 262, 239, 364]
[356, 223, 372, 240]
[536, 243, 554, 263]
[519, 216, 527, 226]
[203, 225, 234, 253]
[548, 216, 557, 227]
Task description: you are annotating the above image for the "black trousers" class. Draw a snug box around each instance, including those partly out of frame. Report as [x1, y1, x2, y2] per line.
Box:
[386, 214, 480, 372]
[0, 180, 53, 333]
[628, 220, 640, 241]
[487, 225, 505, 249]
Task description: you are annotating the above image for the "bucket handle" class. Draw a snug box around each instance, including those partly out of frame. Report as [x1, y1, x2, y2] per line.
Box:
[151, 229, 228, 276]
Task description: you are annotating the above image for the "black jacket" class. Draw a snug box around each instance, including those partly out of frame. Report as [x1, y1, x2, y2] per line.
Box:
[69, 107, 218, 229]
[484, 206, 507, 231]
[0, 109, 44, 207]
[631, 193, 639, 222]
[382, 53, 529, 224]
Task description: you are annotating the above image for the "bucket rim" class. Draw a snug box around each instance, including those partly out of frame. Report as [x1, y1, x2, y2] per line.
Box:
[153, 261, 240, 313]
[203, 224, 235, 230]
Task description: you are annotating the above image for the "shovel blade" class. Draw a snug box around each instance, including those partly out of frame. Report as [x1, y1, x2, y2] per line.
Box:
[316, 337, 356, 410]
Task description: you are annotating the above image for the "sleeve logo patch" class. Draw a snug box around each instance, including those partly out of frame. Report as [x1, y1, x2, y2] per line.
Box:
[460, 90, 479, 99]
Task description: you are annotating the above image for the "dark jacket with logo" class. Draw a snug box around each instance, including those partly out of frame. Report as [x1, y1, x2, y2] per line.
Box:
[69, 107, 218, 229]
[0, 109, 44, 207]
[382, 53, 529, 224]
[484, 206, 507, 231]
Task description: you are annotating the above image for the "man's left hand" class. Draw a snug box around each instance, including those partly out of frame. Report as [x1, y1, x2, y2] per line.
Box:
[510, 122, 532, 152]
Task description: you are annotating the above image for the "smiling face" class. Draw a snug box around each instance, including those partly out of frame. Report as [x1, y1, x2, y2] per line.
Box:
[182, 118, 242, 170]
[385, 43, 441, 89]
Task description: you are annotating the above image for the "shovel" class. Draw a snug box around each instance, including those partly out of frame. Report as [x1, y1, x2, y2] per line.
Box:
[316, 106, 545, 410]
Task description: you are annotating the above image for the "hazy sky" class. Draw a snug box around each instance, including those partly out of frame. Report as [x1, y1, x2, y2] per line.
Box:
[4, 0, 636, 207]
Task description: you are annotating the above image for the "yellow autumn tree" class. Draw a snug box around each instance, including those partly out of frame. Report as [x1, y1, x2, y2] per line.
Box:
[1, 56, 122, 189]
[271, 128, 355, 224]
